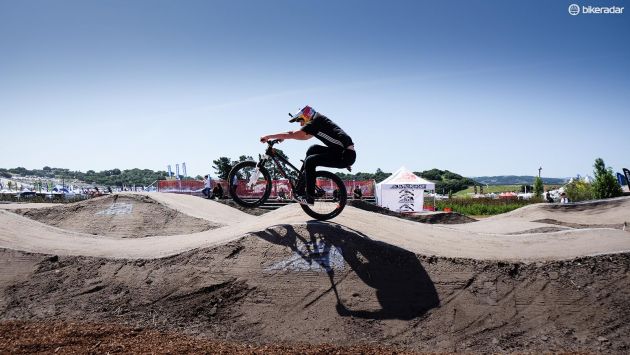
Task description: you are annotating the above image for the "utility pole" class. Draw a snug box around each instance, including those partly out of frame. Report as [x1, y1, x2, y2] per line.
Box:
[538, 166, 542, 178]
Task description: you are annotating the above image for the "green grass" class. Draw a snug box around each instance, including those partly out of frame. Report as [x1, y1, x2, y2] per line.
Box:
[435, 197, 543, 216]
[454, 185, 522, 196]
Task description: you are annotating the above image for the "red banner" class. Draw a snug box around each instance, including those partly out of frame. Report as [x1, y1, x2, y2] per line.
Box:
[344, 180, 375, 197]
[158, 179, 375, 197]
[157, 180, 204, 192]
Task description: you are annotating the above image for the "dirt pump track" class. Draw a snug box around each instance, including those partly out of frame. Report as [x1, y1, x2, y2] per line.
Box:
[1, 193, 630, 353]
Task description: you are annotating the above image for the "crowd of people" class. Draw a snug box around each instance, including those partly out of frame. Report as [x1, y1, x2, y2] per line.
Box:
[202, 175, 224, 200]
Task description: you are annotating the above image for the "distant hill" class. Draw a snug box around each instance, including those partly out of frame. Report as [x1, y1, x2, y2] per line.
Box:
[471, 175, 569, 185]
[337, 168, 476, 194]
[0, 166, 169, 187]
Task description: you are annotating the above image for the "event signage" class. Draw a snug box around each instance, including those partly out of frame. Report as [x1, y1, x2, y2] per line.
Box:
[397, 189, 416, 212]
[617, 173, 626, 186]
[390, 184, 428, 190]
[376, 167, 435, 213]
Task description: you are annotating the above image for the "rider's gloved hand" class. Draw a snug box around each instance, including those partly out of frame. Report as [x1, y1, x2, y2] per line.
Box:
[260, 136, 268, 143]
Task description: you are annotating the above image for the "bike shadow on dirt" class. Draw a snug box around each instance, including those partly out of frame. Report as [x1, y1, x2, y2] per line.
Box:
[254, 220, 439, 321]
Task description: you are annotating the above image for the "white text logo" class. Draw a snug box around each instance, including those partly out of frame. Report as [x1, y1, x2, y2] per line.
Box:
[569, 4, 625, 15]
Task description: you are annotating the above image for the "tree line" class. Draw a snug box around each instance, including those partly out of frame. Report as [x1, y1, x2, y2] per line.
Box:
[0, 166, 169, 187]
[6, 158, 620, 199]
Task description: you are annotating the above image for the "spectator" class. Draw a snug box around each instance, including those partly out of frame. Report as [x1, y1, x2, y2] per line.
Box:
[560, 192, 569, 204]
[333, 188, 339, 202]
[353, 186, 363, 200]
[231, 174, 238, 196]
[277, 187, 286, 201]
[202, 175, 212, 199]
[545, 191, 553, 203]
[212, 183, 224, 199]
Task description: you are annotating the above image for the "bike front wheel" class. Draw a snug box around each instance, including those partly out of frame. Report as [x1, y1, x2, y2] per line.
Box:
[300, 170, 347, 220]
[228, 161, 272, 207]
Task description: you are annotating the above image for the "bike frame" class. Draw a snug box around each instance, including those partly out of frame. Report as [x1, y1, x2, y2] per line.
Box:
[229, 139, 346, 220]
[259, 142, 302, 194]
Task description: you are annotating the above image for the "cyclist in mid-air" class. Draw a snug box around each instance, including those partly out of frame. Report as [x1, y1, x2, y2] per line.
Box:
[260, 105, 356, 205]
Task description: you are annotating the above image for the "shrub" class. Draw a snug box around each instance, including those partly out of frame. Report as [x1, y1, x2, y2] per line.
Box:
[564, 179, 593, 202]
[533, 176, 544, 198]
[592, 158, 623, 199]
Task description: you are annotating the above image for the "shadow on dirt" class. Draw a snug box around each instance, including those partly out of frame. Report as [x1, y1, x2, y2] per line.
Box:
[255, 221, 440, 320]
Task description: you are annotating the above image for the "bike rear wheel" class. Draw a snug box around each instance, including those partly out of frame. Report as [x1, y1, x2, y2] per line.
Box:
[228, 161, 272, 207]
[300, 170, 347, 220]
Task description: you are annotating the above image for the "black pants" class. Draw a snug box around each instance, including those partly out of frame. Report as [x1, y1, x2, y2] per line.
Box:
[303, 144, 356, 196]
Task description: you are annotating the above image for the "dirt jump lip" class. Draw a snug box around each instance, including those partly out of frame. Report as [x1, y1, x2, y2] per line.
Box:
[0, 193, 629, 262]
[10, 194, 220, 239]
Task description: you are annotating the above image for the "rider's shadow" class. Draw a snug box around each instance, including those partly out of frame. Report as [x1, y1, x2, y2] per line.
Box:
[255, 221, 439, 320]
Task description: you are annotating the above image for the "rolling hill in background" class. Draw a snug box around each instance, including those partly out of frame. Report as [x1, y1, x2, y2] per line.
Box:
[471, 175, 569, 185]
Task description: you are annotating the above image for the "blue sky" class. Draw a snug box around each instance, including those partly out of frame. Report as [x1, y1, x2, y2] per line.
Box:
[1, 0, 628, 178]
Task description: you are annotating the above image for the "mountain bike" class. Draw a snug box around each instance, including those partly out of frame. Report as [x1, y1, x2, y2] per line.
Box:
[228, 139, 347, 220]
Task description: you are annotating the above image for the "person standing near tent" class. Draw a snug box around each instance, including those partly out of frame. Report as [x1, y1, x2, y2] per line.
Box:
[202, 175, 212, 199]
[260, 105, 356, 205]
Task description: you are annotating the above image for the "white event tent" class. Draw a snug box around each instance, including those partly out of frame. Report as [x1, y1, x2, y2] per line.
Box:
[375, 166, 436, 213]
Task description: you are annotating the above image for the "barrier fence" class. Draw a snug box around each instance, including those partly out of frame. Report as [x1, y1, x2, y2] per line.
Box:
[157, 180, 204, 193]
[158, 179, 375, 197]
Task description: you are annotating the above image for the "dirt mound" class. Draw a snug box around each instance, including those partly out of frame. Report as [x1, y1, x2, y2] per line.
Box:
[13, 194, 219, 238]
[214, 198, 271, 216]
[541, 197, 629, 212]
[3, 201, 629, 260]
[349, 200, 477, 224]
[494, 196, 630, 226]
[533, 218, 627, 230]
[0, 321, 418, 355]
[2, 222, 629, 352]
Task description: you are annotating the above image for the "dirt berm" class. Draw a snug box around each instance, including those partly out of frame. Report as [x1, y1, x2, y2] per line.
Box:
[1, 223, 629, 353]
[1, 194, 630, 353]
[13, 194, 219, 238]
